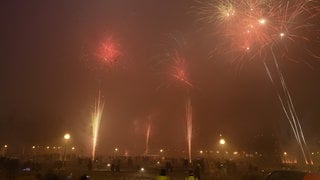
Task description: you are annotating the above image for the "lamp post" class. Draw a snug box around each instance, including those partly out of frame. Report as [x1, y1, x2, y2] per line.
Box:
[2, 145, 8, 156]
[63, 133, 70, 169]
[219, 137, 226, 158]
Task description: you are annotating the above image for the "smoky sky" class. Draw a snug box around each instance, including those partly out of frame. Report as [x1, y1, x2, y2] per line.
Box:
[0, 0, 320, 155]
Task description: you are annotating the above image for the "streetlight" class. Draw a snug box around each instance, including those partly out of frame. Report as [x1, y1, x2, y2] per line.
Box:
[2, 145, 8, 156]
[63, 133, 71, 169]
[140, 167, 145, 178]
[113, 147, 119, 158]
[219, 138, 226, 145]
[160, 149, 164, 160]
[64, 133, 70, 140]
[283, 152, 288, 164]
[218, 137, 226, 159]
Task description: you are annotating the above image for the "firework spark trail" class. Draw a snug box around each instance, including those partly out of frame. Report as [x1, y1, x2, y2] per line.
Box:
[91, 91, 105, 161]
[264, 49, 312, 164]
[186, 98, 193, 163]
[145, 122, 151, 155]
[197, 0, 320, 164]
[263, 62, 299, 142]
[171, 51, 193, 88]
[272, 51, 313, 164]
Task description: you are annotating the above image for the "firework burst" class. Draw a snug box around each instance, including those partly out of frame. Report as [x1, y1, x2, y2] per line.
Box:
[170, 50, 193, 88]
[96, 36, 122, 67]
[196, 0, 320, 164]
[199, 0, 319, 62]
[156, 34, 194, 90]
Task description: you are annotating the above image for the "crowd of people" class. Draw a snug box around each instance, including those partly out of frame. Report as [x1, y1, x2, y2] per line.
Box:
[0, 155, 316, 179]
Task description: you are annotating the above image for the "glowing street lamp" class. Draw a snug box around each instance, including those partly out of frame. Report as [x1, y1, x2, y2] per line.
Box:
[219, 138, 226, 145]
[113, 147, 119, 157]
[283, 152, 288, 163]
[63, 133, 71, 169]
[140, 167, 145, 178]
[64, 133, 71, 140]
[2, 145, 8, 156]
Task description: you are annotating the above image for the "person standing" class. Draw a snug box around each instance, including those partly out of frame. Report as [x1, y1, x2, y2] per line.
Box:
[185, 170, 198, 180]
[157, 169, 170, 180]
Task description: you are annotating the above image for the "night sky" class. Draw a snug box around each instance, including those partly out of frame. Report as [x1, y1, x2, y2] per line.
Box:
[1, 0, 320, 155]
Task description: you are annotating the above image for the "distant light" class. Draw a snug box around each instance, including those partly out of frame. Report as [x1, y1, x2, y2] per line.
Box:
[114, 148, 118, 152]
[283, 152, 287, 155]
[72, 147, 75, 150]
[157, 161, 160, 165]
[107, 163, 111, 167]
[140, 167, 145, 172]
[64, 133, 71, 140]
[22, 168, 31, 172]
[200, 150, 203, 154]
[216, 150, 220, 154]
[46, 146, 50, 149]
[160, 149, 163, 153]
[311, 152, 314, 155]
[219, 138, 226, 145]
[4, 145, 8, 148]
[280, 32, 285, 37]
[233, 151, 238, 155]
[258, 18, 266, 25]
[32, 146, 35, 149]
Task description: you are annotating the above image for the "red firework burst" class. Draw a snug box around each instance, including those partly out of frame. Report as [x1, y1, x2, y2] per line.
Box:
[96, 36, 121, 66]
[171, 51, 193, 88]
[197, 0, 320, 62]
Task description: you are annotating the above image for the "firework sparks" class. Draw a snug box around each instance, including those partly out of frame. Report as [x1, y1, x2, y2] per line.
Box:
[155, 34, 194, 91]
[186, 98, 193, 163]
[96, 36, 121, 67]
[145, 121, 151, 155]
[197, 0, 320, 62]
[91, 91, 105, 161]
[171, 51, 193, 88]
[197, 0, 320, 164]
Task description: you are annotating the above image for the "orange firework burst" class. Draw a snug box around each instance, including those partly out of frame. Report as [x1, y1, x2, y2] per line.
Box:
[197, 0, 320, 63]
[197, 0, 320, 165]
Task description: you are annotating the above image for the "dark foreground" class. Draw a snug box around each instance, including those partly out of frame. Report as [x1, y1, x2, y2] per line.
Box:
[0, 156, 318, 180]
